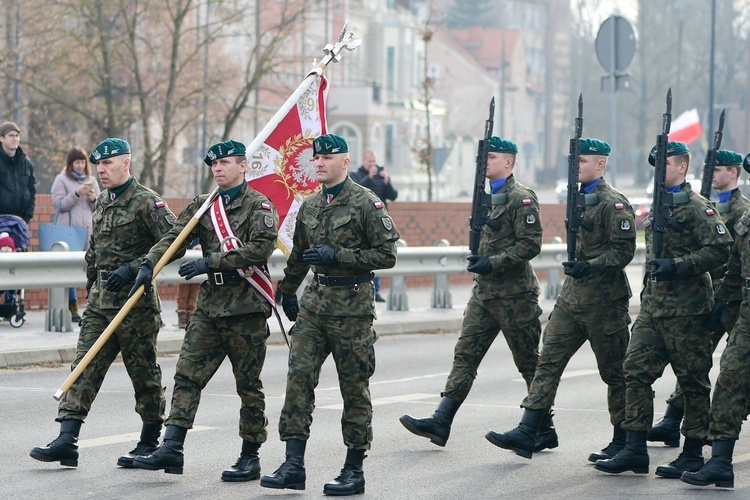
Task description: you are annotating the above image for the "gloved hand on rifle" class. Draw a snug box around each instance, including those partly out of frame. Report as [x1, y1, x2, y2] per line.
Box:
[302, 244, 340, 265]
[179, 258, 210, 280]
[709, 299, 727, 331]
[467, 254, 492, 276]
[128, 259, 154, 297]
[562, 260, 591, 279]
[104, 264, 137, 293]
[648, 258, 677, 281]
[276, 281, 299, 321]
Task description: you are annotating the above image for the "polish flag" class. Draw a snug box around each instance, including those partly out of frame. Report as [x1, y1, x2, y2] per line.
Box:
[668, 108, 703, 144]
[246, 71, 328, 256]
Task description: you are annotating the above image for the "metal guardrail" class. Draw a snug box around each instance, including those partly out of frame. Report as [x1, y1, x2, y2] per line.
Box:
[0, 244, 647, 289]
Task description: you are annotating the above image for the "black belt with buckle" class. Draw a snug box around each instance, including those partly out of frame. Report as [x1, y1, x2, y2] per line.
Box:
[98, 270, 112, 281]
[313, 272, 374, 287]
[208, 271, 245, 286]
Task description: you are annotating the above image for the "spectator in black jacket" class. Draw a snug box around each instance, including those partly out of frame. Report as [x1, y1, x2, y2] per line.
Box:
[352, 150, 398, 302]
[0, 122, 36, 223]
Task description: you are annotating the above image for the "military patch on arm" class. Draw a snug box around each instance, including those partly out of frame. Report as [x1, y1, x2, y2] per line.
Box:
[716, 224, 726, 235]
[374, 201, 384, 209]
[261, 202, 271, 210]
[620, 219, 631, 231]
[165, 213, 177, 225]
[522, 198, 532, 205]
[382, 216, 393, 230]
[264, 215, 275, 228]
[706, 208, 716, 216]
[155, 200, 165, 209]
[525, 214, 536, 224]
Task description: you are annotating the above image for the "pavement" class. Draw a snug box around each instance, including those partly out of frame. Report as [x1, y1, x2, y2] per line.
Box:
[0, 268, 644, 369]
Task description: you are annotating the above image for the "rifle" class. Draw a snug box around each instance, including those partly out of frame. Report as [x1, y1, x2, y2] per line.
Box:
[699, 109, 726, 199]
[468, 97, 495, 256]
[650, 88, 673, 274]
[565, 94, 585, 262]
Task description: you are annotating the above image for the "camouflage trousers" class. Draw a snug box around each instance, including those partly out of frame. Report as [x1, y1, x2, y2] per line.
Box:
[58, 304, 165, 423]
[166, 310, 270, 443]
[278, 310, 376, 450]
[442, 292, 541, 403]
[665, 299, 739, 410]
[523, 297, 629, 426]
[709, 311, 750, 441]
[621, 311, 713, 440]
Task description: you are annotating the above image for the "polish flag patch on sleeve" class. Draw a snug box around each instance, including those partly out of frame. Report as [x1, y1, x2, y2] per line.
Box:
[374, 201, 384, 209]
[706, 208, 715, 216]
[522, 198, 532, 205]
[155, 200, 165, 208]
[261, 202, 271, 210]
[615, 203, 624, 210]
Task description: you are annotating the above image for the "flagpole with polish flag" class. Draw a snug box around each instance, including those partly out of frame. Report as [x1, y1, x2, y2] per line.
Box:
[668, 108, 703, 144]
[53, 23, 362, 400]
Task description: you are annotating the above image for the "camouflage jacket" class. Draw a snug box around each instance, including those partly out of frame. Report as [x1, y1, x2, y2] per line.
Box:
[641, 183, 732, 317]
[474, 174, 542, 300]
[86, 177, 177, 310]
[711, 188, 750, 301]
[145, 183, 278, 318]
[280, 176, 400, 317]
[716, 209, 750, 306]
[561, 178, 636, 306]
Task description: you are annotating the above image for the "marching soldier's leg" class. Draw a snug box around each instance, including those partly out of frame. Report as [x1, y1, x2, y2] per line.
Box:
[262, 314, 327, 490]
[222, 314, 269, 482]
[133, 311, 226, 474]
[400, 296, 499, 446]
[116, 309, 165, 467]
[31, 307, 120, 467]
[323, 316, 375, 496]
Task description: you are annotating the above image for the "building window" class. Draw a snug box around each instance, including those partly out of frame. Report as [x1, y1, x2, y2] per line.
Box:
[385, 123, 394, 165]
[386, 47, 395, 91]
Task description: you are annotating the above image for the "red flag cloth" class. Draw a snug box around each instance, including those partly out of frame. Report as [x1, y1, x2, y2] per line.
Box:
[246, 72, 328, 257]
[668, 108, 703, 144]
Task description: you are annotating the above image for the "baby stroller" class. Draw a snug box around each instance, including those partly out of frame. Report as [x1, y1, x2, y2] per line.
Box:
[0, 215, 29, 328]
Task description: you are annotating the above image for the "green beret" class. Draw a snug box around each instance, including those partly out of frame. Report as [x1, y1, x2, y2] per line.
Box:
[488, 136, 518, 154]
[89, 138, 131, 164]
[647, 141, 690, 166]
[743, 153, 750, 174]
[313, 133, 349, 155]
[579, 138, 611, 156]
[715, 149, 743, 167]
[204, 140, 246, 166]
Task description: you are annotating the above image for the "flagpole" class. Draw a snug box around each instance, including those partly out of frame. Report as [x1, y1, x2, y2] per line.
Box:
[53, 23, 362, 400]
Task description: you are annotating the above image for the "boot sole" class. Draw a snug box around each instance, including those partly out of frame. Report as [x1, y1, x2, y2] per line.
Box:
[221, 472, 261, 482]
[594, 463, 648, 474]
[680, 475, 733, 488]
[131, 460, 183, 474]
[260, 479, 305, 490]
[324, 486, 365, 496]
[399, 416, 447, 447]
[30, 451, 78, 467]
[655, 465, 703, 479]
[485, 433, 533, 459]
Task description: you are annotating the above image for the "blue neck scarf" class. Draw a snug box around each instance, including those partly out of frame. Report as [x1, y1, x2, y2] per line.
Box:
[490, 177, 507, 194]
[717, 188, 736, 203]
[582, 177, 602, 194]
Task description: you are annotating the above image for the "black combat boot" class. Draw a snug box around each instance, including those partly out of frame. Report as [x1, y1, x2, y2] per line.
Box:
[221, 440, 261, 482]
[534, 410, 559, 453]
[323, 448, 366, 496]
[594, 430, 649, 474]
[399, 397, 461, 447]
[655, 437, 704, 478]
[117, 421, 162, 468]
[260, 439, 306, 490]
[485, 408, 546, 459]
[588, 424, 626, 462]
[647, 403, 682, 447]
[681, 440, 735, 488]
[132, 425, 187, 474]
[30, 419, 82, 467]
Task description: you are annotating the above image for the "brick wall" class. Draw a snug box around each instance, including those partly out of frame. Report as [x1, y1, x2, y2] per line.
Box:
[20, 196, 567, 308]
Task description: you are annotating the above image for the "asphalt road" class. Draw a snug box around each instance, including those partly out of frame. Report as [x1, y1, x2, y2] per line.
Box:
[1, 332, 744, 499]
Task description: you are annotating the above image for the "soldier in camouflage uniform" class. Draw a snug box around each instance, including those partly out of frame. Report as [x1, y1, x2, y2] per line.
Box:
[484, 139, 636, 461]
[399, 137, 543, 449]
[682, 157, 750, 488]
[260, 134, 399, 496]
[650, 149, 750, 448]
[30, 138, 177, 469]
[595, 141, 733, 478]
[131, 140, 278, 481]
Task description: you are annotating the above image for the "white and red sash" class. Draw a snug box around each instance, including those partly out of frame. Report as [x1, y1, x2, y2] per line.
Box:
[209, 196, 275, 306]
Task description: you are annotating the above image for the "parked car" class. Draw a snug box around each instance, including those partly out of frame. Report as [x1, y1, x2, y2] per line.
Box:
[630, 198, 652, 230]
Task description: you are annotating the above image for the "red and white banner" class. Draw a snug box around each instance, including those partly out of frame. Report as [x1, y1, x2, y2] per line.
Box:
[246, 71, 328, 256]
[668, 108, 703, 144]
